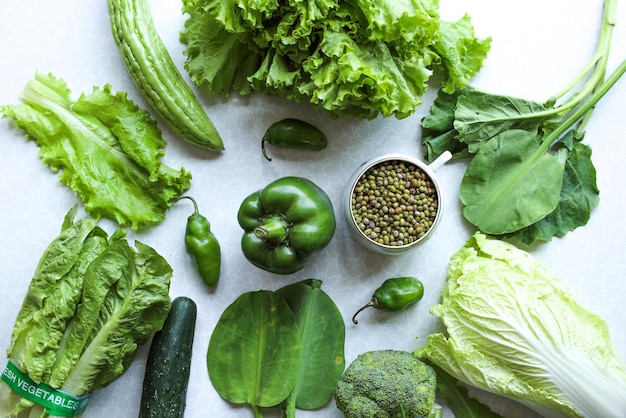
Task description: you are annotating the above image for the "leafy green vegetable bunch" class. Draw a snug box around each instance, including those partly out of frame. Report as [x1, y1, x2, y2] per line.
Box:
[207, 279, 345, 418]
[415, 232, 626, 418]
[1, 72, 192, 230]
[0, 207, 173, 417]
[180, 0, 491, 120]
[421, 0, 626, 244]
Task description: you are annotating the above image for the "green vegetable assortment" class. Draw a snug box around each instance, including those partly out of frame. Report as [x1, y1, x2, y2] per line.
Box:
[261, 118, 328, 161]
[237, 176, 336, 274]
[352, 276, 425, 324]
[178, 196, 221, 287]
[2, 0, 626, 418]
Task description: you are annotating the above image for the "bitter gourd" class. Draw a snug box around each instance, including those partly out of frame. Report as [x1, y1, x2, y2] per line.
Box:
[108, 0, 224, 151]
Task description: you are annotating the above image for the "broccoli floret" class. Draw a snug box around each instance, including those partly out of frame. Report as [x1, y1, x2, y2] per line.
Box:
[333, 350, 441, 418]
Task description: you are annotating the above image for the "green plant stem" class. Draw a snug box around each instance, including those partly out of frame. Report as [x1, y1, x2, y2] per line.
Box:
[499, 0, 618, 124]
[552, 0, 617, 101]
[542, 58, 626, 152]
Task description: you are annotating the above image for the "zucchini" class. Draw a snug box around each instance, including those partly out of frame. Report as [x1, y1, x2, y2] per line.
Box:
[107, 0, 224, 151]
[139, 296, 197, 418]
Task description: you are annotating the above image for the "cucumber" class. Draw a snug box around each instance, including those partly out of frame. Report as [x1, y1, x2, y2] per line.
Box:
[139, 296, 197, 418]
[107, 0, 224, 151]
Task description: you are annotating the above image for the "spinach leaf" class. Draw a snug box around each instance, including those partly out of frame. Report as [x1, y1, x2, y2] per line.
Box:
[207, 291, 301, 416]
[276, 279, 345, 416]
[460, 129, 567, 234]
[513, 141, 599, 244]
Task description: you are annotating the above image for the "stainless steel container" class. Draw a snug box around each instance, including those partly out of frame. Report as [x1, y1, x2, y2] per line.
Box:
[344, 151, 451, 255]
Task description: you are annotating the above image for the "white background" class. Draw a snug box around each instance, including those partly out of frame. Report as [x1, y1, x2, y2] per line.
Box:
[1, 0, 625, 417]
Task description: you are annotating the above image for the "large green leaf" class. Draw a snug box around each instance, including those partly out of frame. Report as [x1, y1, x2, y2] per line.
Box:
[207, 291, 301, 411]
[276, 279, 345, 412]
[513, 141, 599, 244]
[460, 129, 566, 234]
[1, 72, 191, 229]
[454, 89, 561, 149]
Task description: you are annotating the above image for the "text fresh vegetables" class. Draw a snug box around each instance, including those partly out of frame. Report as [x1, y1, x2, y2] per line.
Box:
[421, 0, 626, 244]
[1, 72, 192, 230]
[237, 176, 336, 274]
[0, 206, 173, 417]
[107, 0, 224, 151]
[179, 0, 491, 120]
[207, 279, 345, 418]
[414, 232, 626, 418]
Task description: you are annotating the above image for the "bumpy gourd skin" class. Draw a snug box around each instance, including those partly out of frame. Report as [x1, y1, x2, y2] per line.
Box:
[237, 176, 336, 274]
[108, 0, 224, 151]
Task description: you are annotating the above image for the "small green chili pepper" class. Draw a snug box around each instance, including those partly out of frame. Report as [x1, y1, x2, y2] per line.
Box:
[352, 277, 424, 324]
[261, 118, 327, 161]
[178, 196, 221, 287]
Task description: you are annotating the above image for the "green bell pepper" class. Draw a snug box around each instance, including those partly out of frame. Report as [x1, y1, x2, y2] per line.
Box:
[237, 176, 336, 274]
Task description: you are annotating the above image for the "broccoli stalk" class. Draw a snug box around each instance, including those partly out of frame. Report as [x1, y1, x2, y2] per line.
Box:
[334, 350, 441, 418]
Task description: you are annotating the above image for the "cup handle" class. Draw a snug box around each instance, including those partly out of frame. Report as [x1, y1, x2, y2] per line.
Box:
[428, 151, 452, 172]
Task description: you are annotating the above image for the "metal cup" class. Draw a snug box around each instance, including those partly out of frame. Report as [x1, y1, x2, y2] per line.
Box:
[344, 151, 451, 255]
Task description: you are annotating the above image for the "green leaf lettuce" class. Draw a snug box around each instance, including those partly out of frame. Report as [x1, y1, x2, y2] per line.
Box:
[180, 0, 491, 120]
[1, 72, 192, 229]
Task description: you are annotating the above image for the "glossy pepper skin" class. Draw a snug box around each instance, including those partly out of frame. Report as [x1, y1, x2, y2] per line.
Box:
[237, 176, 336, 274]
[261, 118, 327, 161]
[352, 277, 424, 324]
[180, 196, 221, 287]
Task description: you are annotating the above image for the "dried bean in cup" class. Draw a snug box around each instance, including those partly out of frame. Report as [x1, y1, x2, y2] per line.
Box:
[350, 160, 439, 247]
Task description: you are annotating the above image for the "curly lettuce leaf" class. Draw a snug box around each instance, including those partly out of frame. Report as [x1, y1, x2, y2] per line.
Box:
[1, 72, 192, 229]
[180, 0, 491, 119]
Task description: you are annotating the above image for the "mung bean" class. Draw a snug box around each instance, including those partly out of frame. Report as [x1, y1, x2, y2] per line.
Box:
[351, 160, 438, 246]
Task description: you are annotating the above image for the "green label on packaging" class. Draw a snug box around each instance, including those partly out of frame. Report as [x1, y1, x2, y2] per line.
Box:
[1, 360, 91, 417]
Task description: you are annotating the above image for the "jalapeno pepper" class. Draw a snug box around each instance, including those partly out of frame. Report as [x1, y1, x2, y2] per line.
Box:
[237, 176, 336, 274]
[352, 276, 424, 324]
[178, 196, 221, 287]
[261, 118, 327, 161]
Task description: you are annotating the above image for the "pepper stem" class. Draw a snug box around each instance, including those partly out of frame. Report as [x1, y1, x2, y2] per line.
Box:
[352, 302, 374, 325]
[254, 216, 288, 244]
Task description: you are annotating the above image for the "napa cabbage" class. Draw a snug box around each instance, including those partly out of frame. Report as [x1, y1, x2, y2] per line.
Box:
[415, 232, 626, 418]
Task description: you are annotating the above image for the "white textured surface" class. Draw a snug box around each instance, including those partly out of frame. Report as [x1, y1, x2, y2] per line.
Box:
[0, 0, 625, 417]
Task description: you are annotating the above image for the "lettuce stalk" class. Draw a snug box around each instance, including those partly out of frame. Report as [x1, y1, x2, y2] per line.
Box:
[415, 232, 626, 418]
[0, 207, 172, 417]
